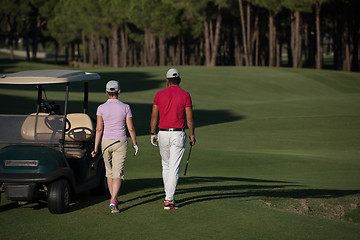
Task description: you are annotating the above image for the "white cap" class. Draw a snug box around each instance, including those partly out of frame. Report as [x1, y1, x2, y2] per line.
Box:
[166, 68, 180, 79]
[106, 80, 120, 92]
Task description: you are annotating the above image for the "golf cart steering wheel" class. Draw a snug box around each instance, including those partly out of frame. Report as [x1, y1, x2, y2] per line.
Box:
[66, 127, 93, 141]
[64, 118, 71, 132]
[44, 116, 71, 132]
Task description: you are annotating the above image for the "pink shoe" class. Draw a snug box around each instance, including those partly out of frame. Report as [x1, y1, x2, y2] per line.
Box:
[109, 199, 120, 213]
[164, 200, 180, 210]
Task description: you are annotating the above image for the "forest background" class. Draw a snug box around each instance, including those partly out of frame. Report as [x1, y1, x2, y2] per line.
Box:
[0, 0, 359, 72]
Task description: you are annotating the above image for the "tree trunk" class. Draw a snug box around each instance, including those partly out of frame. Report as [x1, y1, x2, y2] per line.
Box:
[22, 21, 30, 61]
[9, 41, 14, 60]
[120, 24, 128, 67]
[7, 21, 14, 60]
[151, 32, 157, 65]
[341, 6, 352, 72]
[351, 9, 359, 71]
[181, 35, 185, 65]
[128, 43, 133, 67]
[102, 37, 108, 66]
[203, 5, 222, 66]
[342, 18, 352, 72]
[315, 1, 323, 69]
[31, 18, 42, 61]
[210, 5, 222, 66]
[203, 9, 211, 66]
[89, 32, 95, 66]
[234, 29, 242, 66]
[175, 38, 181, 65]
[111, 25, 118, 67]
[81, 31, 87, 63]
[188, 42, 195, 65]
[143, 30, 154, 66]
[168, 44, 174, 65]
[143, 30, 156, 66]
[66, 43, 71, 64]
[252, 10, 259, 66]
[55, 42, 59, 64]
[133, 43, 138, 67]
[268, 10, 276, 67]
[238, 0, 249, 66]
[290, 11, 302, 68]
[141, 43, 146, 67]
[159, 36, 166, 66]
[96, 37, 104, 66]
[304, 25, 309, 64]
[255, 27, 259, 66]
[246, 3, 253, 66]
[129, 42, 138, 67]
[333, 14, 339, 69]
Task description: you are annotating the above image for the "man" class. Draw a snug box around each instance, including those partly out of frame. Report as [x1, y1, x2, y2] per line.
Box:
[150, 68, 196, 210]
[92, 80, 138, 213]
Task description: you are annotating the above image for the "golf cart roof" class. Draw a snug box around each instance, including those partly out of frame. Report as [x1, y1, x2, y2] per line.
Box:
[0, 70, 100, 85]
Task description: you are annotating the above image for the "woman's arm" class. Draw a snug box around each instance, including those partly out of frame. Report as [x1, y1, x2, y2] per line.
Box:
[126, 117, 137, 146]
[91, 115, 104, 157]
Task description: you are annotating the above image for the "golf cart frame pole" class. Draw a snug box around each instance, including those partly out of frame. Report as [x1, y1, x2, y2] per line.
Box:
[60, 83, 70, 152]
[83, 81, 88, 114]
[36, 85, 42, 114]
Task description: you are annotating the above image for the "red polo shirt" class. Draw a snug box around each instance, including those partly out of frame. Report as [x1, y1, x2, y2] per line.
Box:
[153, 86, 192, 129]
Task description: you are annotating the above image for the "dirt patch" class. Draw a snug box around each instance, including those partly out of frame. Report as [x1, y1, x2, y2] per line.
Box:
[259, 194, 360, 222]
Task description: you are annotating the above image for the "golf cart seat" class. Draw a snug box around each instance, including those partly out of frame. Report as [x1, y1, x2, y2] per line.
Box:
[21, 113, 94, 158]
[21, 113, 63, 142]
[63, 113, 94, 159]
[65, 113, 94, 142]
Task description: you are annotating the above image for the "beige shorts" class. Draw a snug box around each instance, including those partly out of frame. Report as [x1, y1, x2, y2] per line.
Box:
[101, 139, 128, 179]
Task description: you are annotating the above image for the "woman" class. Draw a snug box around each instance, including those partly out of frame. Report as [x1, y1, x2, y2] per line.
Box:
[91, 80, 138, 213]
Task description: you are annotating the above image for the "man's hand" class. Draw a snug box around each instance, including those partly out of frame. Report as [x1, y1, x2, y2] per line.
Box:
[151, 134, 158, 146]
[190, 136, 196, 146]
[133, 145, 139, 156]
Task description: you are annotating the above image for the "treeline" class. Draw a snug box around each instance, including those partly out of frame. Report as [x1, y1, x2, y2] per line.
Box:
[1, 0, 359, 71]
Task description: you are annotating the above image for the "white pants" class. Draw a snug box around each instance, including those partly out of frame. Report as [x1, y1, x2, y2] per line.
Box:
[158, 131, 187, 201]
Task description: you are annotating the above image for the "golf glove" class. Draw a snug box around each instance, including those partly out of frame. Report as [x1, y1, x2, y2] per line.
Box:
[151, 134, 158, 146]
[133, 145, 139, 156]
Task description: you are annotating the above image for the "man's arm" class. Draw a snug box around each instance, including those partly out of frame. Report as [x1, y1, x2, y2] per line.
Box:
[150, 105, 159, 134]
[150, 105, 159, 146]
[185, 106, 196, 146]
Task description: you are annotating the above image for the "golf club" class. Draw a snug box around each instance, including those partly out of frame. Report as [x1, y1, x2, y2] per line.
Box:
[183, 140, 193, 176]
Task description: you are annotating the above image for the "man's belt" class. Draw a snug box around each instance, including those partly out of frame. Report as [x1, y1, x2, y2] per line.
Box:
[159, 128, 184, 132]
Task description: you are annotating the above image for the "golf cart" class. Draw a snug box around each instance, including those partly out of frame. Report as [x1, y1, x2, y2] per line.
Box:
[0, 70, 107, 214]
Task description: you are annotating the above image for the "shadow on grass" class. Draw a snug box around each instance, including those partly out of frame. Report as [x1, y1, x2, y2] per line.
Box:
[0, 200, 19, 212]
[71, 177, 360, 213]
[120, 178, 360, 213]
[1, 176, 359, 213]
[93, 72, 162, 93]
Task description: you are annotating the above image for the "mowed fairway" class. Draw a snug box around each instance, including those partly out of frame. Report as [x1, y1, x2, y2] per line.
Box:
[1, 62, 360, 239]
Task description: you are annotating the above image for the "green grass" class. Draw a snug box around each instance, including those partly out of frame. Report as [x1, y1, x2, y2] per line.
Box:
[1, 57, 360, 240]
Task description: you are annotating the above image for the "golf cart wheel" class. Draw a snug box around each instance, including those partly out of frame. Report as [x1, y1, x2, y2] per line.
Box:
[47, 179, 70, 214]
